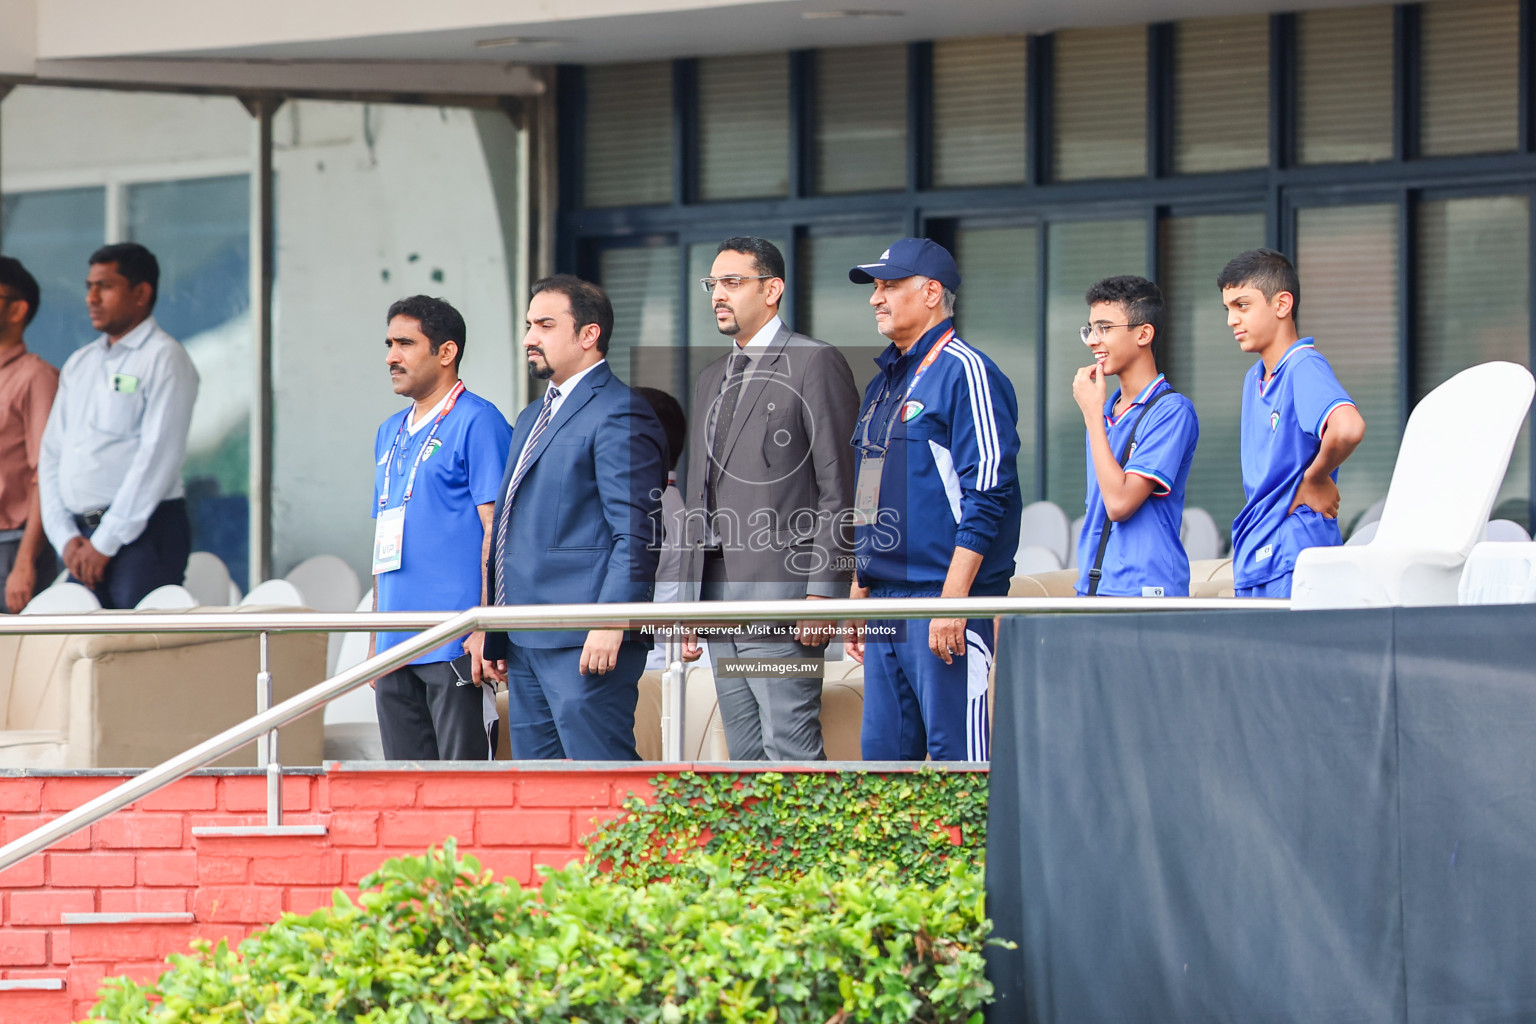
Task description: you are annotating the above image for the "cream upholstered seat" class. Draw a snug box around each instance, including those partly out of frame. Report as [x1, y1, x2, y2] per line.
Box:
[0, 605, 326, 769]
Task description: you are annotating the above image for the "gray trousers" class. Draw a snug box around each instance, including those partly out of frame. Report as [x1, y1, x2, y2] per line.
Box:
[701, 558, 826, 761]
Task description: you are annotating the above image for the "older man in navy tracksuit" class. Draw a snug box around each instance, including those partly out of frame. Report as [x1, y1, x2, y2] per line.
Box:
[844, 238, 1022, 763]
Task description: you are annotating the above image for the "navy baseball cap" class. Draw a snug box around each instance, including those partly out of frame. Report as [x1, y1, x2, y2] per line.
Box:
[848, 237, 961, 292]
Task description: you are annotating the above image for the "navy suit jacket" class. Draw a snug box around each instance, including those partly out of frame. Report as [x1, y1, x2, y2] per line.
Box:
[484, 360, 666, 654]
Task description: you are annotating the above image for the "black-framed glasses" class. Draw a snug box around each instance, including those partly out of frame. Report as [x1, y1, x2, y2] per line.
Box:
[1079, 322, 1145, 344]
[699, 275, 773, 293]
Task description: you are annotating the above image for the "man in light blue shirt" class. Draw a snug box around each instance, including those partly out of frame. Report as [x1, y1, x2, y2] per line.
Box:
[38, 243, 199, 609]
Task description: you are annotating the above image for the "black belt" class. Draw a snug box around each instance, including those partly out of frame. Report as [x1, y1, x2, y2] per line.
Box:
[73, 507, 109, 530]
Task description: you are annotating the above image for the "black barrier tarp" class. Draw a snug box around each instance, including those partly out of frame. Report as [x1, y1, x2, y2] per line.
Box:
[986, 606, 1536, 1024]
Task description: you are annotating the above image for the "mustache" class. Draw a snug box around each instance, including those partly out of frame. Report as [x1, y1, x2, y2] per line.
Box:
[526, 347, 545, 359]
[715, 304, 734, 315]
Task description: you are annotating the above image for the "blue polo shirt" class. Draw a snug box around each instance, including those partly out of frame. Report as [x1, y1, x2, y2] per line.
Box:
[371, 388, 513, 664]
[1074, 374, 1200, 597]
[1232, 339, 1355, 589]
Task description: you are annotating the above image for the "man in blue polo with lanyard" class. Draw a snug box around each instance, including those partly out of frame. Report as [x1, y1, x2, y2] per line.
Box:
[1220, 249, 1365, 598]
[369, 295, 512, 760]
[843, 238, 1022, 762]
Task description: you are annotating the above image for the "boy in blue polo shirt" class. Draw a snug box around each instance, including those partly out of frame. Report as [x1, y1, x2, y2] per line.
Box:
[1072, 276, 1200, 597]
[1221, 248, 1366, 598]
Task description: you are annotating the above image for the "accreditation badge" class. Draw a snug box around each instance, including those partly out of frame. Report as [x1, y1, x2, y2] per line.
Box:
[851, 455, 885, 527]
[372, 506, 406, 574]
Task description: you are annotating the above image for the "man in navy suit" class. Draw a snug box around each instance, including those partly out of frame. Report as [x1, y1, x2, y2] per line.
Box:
[484, 275, 667, 760]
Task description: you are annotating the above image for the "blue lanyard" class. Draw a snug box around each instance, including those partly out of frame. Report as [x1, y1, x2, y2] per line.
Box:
[378, 380, 465, 510]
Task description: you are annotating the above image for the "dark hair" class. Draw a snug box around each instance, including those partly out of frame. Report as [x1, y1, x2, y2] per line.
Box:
[1217, 247, 1301, 322]
[89, 242, 159, 311]
[531, 274, 614, 354]
[386, 295, 467, 370]
[717, 237, 786, 282]
[635, 387, 687, 471]
[1085, 275, 1167, 364]
[0, 256, 41, 326]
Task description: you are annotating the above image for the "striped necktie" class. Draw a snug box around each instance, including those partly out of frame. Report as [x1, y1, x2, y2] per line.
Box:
[493, 385, 559, 605]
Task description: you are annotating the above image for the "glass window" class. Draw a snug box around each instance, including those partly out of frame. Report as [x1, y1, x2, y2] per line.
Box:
[1043, 218, 1149, 512]
[932, 37, 1027, 188]
[800, 231, 899, 350]
[0, 187, 104, 371]
[1173, 16, 1269, 174]
[1297, 6, 1394, 165]
[127, 175, 252, 587]
[600, 243, 681, 395]
[584, 62, 675, 207]
[1295, 204, 1401, 531]
[814, 46, 908, 194]
[1052, 26, 1147, 181]
[271, 101, 523, 583]
[1420, 0, 1519, 157]
[1159, 213, 1266, 535]
[698, 54, 790, 201]
[954, 226, 1039, 500]
[1416, 195, 1530, 524]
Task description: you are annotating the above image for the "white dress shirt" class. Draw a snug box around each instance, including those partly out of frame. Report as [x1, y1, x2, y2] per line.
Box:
[507, 358, 606, 478]
[38, 316, 200, 558]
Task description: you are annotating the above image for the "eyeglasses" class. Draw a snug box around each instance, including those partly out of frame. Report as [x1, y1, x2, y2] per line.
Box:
[1079, 322, 1144, 344]
[699, 275, 773, 294]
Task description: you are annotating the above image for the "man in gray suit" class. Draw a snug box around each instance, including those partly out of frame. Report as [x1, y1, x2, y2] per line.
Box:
[680, 237, 859, 760]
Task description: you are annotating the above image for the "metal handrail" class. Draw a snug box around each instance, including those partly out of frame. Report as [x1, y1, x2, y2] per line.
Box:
[0, 595, 1285, 871]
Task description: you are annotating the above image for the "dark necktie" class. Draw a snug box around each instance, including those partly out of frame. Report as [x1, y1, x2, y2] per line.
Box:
[707, 353, 752, 516]
[493, 385, 559, 604]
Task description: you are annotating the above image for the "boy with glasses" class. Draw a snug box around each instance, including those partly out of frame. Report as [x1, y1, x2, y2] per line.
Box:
[1072, 275, 1200, 597]
[1221, 248, 1365, 599]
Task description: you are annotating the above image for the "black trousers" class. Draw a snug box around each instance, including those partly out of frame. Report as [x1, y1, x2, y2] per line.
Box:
[0, 533, 59, 613]
[375, 654, 498, 760]
[72, 498, 192, 610]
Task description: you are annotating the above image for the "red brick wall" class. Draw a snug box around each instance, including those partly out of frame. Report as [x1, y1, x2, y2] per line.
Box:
[0, 767, 662, 1023]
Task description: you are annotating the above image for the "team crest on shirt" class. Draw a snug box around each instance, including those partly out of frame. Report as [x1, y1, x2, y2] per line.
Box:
[422, 438, 443, 461]
[900, 400, 926, 422]
[1270, 411, 1280, 432]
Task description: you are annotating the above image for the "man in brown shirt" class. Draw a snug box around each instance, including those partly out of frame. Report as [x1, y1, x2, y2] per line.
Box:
[0, 257, 60, 612]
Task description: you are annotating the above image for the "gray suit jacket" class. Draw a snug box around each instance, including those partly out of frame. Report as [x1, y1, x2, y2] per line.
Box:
[680, 323, 860, 599]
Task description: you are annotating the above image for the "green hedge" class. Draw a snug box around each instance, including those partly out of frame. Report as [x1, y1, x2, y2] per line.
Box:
[82, 770, 999, 1023]
[585, 769, 988, 887]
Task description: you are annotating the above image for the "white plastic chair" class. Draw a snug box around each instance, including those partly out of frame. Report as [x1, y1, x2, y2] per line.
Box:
[1484, 519, 1531, 543]
[239, 578, 305, 608]
[1017, 501, 1071, 567]
[286, 555, 362, 675]
[1013, 544, 1063, 576]
[1181, 507, 1222, 562]
[324, 589, 384, 760]
[183, 551, 237, 607]
[135, 584, 198, 610]
[1352, 497, 1387, 536]
[1459, 541, 1536, 605]
[1293, 361, 1536, 609]
[285, 555, 361, 614]
[21, 582, 101, 615]
[1066, 514, 1086, 569]
[1345, 520, 1380, 547]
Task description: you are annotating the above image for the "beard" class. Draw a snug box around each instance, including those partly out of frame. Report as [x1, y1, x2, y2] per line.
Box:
[714, 305, 741, 336]
[527, 352, 554, 380]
